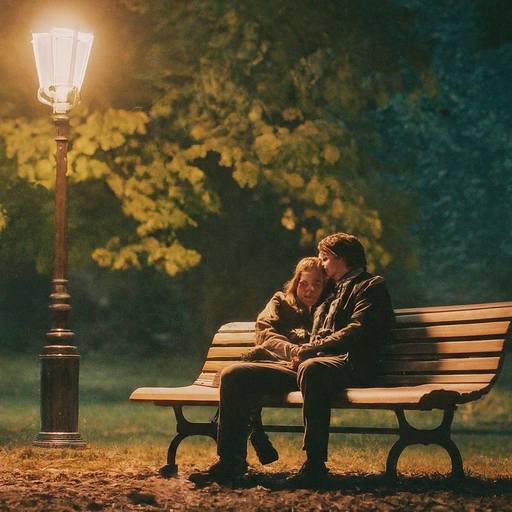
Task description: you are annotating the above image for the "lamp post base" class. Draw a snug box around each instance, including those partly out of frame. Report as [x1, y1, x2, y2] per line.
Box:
[33, 431, 86, 449]
[34, 344, 86, 449]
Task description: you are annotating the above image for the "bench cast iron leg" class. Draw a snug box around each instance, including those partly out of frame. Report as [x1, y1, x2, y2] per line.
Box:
[385, 406, 464, 486]
[159, 405, 218, 478]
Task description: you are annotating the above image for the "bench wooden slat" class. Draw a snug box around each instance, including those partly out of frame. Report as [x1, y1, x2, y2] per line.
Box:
[394, 321, 511, 340]
[384, 339, 504, 355]
[197, 369, 499, 388]
[217, 322, 256, 332]
[394, 301, 512, 315]
[202, 360, 251, 373]
[202, 358, 502, 378]
[194, 374, 217, 386]
[209, 340, 506, 359]
[394, 305, 512, 325]
[195, 371, 499, 387]
[212, 332, 256, 345]
[207, 346, 253, 359]
[379, 356, 501, 373]
[378, 373, 496, 385]
[130, 381, 490, 408]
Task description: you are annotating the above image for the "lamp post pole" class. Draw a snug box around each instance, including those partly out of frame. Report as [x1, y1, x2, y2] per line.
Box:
[31, 27, 94, 448]
[33, 113, 86, 448]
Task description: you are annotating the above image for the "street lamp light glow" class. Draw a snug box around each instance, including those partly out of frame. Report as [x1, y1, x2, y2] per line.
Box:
[32, 27, 94, 113]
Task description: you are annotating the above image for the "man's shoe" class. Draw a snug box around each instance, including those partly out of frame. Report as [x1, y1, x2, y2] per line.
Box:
[249, 429, 279, 465]
[188, 457, 248, 486]
[286, 460, 329, 488]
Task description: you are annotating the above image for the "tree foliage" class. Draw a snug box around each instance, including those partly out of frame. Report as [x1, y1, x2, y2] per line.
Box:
[0, 0, 427, 280]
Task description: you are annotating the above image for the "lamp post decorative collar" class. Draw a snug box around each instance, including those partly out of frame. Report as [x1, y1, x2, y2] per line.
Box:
[31, 27, 93, 449]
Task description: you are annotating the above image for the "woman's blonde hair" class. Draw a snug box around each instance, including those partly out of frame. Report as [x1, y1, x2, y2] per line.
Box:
[284, 257, 326, 307]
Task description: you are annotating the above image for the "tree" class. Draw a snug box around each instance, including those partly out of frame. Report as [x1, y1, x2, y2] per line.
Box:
[0, 0, 432, 353]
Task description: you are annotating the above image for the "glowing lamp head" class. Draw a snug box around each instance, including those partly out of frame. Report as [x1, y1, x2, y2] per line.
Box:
[32, 27, 94, 114]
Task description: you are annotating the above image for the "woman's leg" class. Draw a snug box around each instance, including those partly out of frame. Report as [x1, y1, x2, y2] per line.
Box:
[217, 362, 297, 462]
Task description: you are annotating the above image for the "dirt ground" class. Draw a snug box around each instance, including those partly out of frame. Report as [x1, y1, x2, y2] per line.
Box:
[2, 462, 512, 512]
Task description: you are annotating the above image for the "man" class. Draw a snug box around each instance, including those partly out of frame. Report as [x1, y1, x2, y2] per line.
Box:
[189, 233, 395, 488]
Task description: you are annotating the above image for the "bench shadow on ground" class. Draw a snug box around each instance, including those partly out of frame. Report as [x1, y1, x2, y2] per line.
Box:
[234, 471, 512, 496]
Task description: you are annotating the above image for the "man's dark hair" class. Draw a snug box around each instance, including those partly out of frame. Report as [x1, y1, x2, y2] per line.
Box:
[318, 233, 367, 271]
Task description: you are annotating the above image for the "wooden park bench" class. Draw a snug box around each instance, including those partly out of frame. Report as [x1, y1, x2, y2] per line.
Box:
[130, 301, 512, 484]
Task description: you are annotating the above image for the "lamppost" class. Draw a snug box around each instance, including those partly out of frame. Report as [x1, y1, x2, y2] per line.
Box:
[31, 27, 94, 448]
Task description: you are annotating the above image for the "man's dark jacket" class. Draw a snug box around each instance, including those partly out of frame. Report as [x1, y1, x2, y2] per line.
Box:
[308, 269, 395, 385]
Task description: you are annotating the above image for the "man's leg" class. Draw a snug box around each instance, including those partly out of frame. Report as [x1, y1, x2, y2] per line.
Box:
[290, 355, 353, 487]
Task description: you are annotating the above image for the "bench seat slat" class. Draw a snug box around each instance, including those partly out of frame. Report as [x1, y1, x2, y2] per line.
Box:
[288, 383, 490, 407]
[193, 375, 216, 386]
[130, 381, 490, 409]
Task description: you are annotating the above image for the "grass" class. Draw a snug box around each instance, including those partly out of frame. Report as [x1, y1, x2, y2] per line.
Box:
[1, 351, 512, 479]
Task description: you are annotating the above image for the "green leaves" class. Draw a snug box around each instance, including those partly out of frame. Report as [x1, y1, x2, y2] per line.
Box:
[0, 0, 427, 277]
[71, 108, 149, 155]
[92, 237, 201, 276]
[0, 117, 55, 189]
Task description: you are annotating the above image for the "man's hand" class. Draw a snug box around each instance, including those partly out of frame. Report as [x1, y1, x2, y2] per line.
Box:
[290, 343, 322, 370]
[297, 343, 319, 361]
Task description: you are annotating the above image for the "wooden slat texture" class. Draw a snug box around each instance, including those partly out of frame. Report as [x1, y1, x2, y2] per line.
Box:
[378, 373, 495, 385]
[212, 332, 256, 345]
[394, 321, 511, 340]
[194, 372, 217, 386]
[217, 322, 255, 332]
[130, 382, 488, 407]
[384, 339, 504, 355]
[394, 305, 512, 325]
[201, 361, 237, 373]
[206, 346, 253, 359]
[394, 301, 512, 315]
[379, 373, 496, 387]
[378, 356, 501, 373]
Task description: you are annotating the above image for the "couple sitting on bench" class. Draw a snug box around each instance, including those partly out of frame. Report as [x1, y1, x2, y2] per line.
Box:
[189, 232, 396, 488]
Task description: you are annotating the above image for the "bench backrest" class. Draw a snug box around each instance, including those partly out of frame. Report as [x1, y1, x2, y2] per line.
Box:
[194, 301, 512, 390]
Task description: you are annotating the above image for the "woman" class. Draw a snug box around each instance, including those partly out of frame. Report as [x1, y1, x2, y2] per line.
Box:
[246, 257, 327, 464]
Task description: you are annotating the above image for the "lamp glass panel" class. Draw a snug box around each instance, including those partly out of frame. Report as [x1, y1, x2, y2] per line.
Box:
[32, 33, 53, 90]
[72, 33, 94, 89]
[52, 28, 76, 87]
